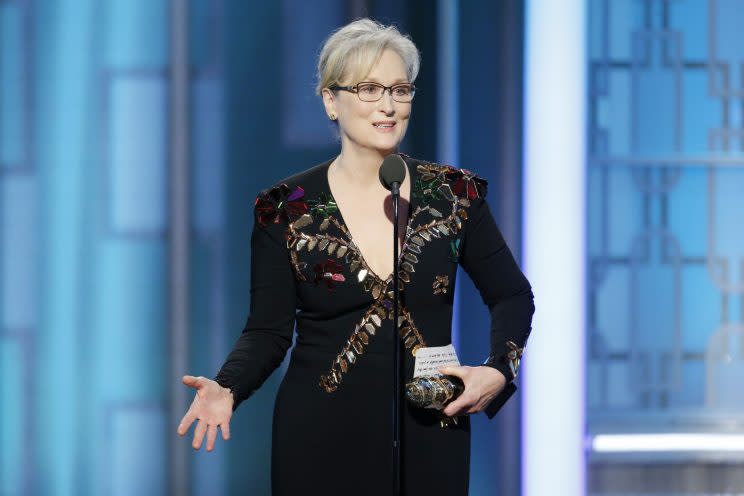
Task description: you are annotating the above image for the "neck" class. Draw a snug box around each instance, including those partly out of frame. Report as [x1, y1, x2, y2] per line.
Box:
[333, 142, 398, 187]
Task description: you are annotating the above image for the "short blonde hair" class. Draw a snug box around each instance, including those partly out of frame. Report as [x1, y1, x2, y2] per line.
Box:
[315, 18, 421, 96]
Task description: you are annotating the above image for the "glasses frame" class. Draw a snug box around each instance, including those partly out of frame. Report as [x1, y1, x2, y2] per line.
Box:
[328, 81, 417, 103]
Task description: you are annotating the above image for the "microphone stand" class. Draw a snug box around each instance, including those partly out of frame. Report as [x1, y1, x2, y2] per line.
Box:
[391, 180, 403, 496]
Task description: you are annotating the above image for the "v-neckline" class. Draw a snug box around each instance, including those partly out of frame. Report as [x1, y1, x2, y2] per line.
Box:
[324, 155, 417, 286]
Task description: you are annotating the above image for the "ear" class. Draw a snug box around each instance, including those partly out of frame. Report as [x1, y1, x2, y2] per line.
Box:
[321, 88, 337, 119]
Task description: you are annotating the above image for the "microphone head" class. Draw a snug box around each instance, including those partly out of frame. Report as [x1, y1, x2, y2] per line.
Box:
[378, 154, 407, 191]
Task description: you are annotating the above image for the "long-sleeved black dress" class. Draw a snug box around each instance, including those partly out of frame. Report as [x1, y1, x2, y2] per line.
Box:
[214, 154, 535, 496]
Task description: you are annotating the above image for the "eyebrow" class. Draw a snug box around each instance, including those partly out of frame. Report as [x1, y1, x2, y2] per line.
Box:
[364, 78, 410, 84]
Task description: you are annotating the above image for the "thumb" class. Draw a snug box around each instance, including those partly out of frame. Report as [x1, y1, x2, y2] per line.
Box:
[438, 365, 465, 378]
[182, 375, 203, 388]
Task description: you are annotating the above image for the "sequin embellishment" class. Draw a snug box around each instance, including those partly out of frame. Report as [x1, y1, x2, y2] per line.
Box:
[255, 184, 308, 226]
[433, 275, 449, 295]
[271, 156, 487, 400]
[313, 259, 346, 290]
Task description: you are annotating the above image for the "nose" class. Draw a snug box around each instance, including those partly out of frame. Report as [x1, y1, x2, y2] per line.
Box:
[378, 89, 395, 113]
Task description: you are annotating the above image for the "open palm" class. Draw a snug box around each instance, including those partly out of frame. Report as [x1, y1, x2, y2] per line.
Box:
[177, 375, 234, 451]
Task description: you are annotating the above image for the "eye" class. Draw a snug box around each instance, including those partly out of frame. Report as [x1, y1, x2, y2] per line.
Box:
[393, 85, 411, 96]
[358, 84, 379, 94]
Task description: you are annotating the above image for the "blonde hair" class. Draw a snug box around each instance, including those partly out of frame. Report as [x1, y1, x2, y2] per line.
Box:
[315, 18, 420, 96]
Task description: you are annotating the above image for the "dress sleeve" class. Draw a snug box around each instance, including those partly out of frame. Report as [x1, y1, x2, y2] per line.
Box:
[458, 194, 535, 419]
[213, 193, 298, 411]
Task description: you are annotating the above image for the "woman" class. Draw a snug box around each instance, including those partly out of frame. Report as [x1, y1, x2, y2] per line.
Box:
[177, 18, 534, 495]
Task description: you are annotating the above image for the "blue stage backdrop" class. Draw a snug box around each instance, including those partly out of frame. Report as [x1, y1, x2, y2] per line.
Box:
[0, 1, 526, 495]
[586, 0, 744, 494]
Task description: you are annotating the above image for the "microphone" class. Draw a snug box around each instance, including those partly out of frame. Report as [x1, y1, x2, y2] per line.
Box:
[378, 154, 407, 195]
[382, 152, 407, 495]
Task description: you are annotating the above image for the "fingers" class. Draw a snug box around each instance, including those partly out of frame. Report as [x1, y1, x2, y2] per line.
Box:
[443, 396, 470, 417]
[206, 424, 218, 452]
[438, 365, 468, 379]
[177, 409, 197, 436]
[192, 419, 208, 450]
[220, 422, 231, 441]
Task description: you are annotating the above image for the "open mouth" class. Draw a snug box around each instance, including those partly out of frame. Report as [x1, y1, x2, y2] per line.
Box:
[373, 121, 396, 129]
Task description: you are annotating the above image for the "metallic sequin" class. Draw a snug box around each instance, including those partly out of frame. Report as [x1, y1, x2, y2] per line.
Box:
[438, 183, 455, 201]
[345, 350, 356, 364]
[293, 214, 313, 229]
[404, 253, 419, 264]
[433, 275, 449, 295]
[372, 284, 382, 299]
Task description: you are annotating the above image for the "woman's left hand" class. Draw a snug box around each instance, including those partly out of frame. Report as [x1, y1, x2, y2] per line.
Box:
[437, 365, 507, 417]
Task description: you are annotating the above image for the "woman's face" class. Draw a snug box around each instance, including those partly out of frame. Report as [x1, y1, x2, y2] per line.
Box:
[323, 49, 412, 156]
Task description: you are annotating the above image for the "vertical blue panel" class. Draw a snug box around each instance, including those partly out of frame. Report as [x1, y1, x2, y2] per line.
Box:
[0, 337, 23, 495]
[93, 241, 167, 402]
[1, 177, 36, 328]
[110, 77, 166, 233]
[34, 0, 96, 493]
[110, 408, 166, 496]
[104, 0, 168, 69]
[711, 170, 744, 258]
[0, 3, 24, 166]
[193, 78, 225, 233]
[280, 0, 342, 146]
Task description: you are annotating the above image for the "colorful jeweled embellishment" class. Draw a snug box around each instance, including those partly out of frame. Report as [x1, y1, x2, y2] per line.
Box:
[443, 167, 488, 200]
[433, 275, 449, 295]
[313, 259, 345, 290]
[506, 340, 524, 379]
[412, 177, 444, 204]
[307, 192, 339, 219]
[449, 238, 461, 262]
[255, 183, 308, 226]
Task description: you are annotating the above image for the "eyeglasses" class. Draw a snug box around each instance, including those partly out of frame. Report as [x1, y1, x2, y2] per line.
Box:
[329, 82, 416, 103]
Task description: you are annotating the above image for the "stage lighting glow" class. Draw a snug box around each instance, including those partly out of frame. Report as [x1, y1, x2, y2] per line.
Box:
[592, 434, 744, 453]
[523, 0, 587, 495]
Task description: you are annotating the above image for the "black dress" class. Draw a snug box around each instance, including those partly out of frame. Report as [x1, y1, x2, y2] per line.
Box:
[214, 154, 535, 495]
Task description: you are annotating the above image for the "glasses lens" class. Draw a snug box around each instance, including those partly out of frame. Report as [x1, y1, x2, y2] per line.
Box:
[357, 83, 383, 102]
[391, 84, 414, 102]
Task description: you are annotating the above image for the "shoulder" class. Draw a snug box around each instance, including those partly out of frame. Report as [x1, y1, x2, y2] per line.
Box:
[401, 153, 489, 201]
[253, 158, 332, 228]
[256, 158, 331, 197]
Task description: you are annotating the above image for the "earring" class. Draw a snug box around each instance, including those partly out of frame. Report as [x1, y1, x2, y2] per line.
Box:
[329, 113, 337, 121]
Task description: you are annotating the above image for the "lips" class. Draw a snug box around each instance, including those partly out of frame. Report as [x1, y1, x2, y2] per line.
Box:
[373, 121, 396, 128]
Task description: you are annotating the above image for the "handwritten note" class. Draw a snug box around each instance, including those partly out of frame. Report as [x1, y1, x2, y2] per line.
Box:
[413, 344, 461, 378]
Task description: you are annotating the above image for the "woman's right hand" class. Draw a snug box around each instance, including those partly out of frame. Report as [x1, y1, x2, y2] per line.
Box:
[177, 375, 234, 451]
